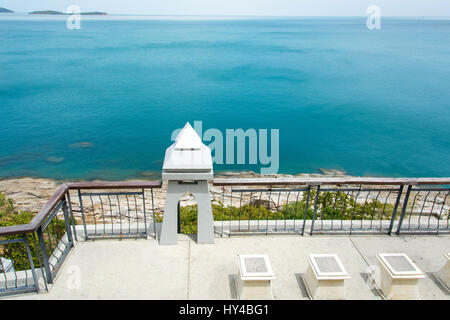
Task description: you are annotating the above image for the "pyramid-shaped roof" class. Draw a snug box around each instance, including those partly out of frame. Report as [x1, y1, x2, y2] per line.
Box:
[174, 122, 202, 150]
[162, 122, 213, 180]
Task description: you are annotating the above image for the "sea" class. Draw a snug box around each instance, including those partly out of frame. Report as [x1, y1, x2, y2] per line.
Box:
[0, 14, 449, 180]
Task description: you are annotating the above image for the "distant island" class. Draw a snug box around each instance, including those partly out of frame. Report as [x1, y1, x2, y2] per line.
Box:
[0, 7, 14, 13]
[29, 10, 107, 15]
[80, 12, 108, 16]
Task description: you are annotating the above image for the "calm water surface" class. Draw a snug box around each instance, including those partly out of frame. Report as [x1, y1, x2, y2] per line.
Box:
[0, 16, 449, 179]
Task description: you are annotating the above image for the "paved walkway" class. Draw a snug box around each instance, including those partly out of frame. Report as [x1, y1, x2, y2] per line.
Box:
[5, 234, 450, 300]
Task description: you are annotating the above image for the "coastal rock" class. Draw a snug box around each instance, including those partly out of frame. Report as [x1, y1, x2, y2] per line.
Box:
[0, 178, 60, 213]
[318, 168, 347, 176]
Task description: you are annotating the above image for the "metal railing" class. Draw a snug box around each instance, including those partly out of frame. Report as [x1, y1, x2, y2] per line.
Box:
[1, 176, 449, 297]
[0, 180, 161, 296]
[212, 177, 450, 236]
[396, 186, 450, 234]
[68, 181, 161, 240]
[0, 184, 71, 294]
[0, 236, 40, 295]
[36, 195, 74, 284]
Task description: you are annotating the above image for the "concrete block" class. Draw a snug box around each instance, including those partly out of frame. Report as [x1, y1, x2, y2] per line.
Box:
[437, 252, 450, 289]
[303, 254, 350, 300]
[376, 253, 425, 300]
[236, 254, 274, 300]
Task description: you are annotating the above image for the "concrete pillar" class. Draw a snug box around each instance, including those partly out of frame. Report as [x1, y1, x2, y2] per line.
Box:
[160, 181, 214, 245]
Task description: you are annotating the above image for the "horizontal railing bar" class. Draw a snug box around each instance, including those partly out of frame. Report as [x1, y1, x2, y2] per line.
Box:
[85, 234, 147, 240]
[231, 188, 401, 193]
[67, 181, 162, 189]
[79, 191, 144, 196]
[318, 188, 400, 192]
[213, 177, 450, 186]
[231, 187, 401, 192]
[0, 285, 38, 296]
[231, 188, 309, 193]
[410, 188, 450, 191]
[228, 231, 303, 236]
[311, 230, 391, 235]
[0, 238, 25, 245]
[396, 230, 448, 235]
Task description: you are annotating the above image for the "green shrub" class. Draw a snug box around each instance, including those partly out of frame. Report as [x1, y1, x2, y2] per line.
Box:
[175, 190, 394, 234]
[0, 192, 66, 271]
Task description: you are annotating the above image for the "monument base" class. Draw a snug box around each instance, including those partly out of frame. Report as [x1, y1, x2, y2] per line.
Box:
[159, 180, 215, 245]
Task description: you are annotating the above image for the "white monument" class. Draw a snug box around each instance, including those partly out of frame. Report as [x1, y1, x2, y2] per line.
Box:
[376, 253, 425, 300]
[159, 122, 215, 245]
[236, 254, 275, 300]
[303, 254, 350, 300]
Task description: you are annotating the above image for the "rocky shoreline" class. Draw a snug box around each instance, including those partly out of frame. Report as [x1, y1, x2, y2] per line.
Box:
[0, 170, 348, 214]
[0, 170, 448, 221]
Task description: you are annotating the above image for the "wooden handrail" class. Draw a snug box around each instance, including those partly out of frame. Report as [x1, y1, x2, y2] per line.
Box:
[67, 180, 162, 189]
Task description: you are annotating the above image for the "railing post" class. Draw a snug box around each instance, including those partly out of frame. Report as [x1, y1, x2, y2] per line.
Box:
[310, 185, 320, 235]
[388, 185, 404, 235]
[62, 198, 74, 246]
[66, 192, 78, 242]
[37, 226, 53, 284]
[396, 185, 412, 235]
[32, 233, 48, 292]
[177, 201, 181, 234]
[77, 189, 88, 240]
[151, 188, 157, 240]
[141, 188, 148, 237]
[302, 186, 311, 236]
[349, 186, 362, 235]
[23, 235, 39, 293]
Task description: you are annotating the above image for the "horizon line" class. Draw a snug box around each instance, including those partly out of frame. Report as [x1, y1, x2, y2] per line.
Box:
[3, 12, 450, 18]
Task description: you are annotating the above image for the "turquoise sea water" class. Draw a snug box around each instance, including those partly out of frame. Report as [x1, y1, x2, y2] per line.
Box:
[0, 16, 449, 180]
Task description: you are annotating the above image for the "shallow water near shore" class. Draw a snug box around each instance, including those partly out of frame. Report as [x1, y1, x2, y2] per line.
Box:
[0, 16, 449, 180]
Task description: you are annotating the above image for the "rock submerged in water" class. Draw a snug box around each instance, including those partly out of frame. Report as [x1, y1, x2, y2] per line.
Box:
[318, 168, 347, 176]
[139, 171, 161, 179]
[69, 142, 94, 149]
[46, 157, 64, 163]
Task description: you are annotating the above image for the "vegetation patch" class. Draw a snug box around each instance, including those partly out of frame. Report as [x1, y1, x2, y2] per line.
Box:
[0, 192, 65, 271]
[176, 190, 394, 234]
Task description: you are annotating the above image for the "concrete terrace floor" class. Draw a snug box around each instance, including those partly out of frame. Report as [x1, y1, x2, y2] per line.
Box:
[5, 234, 450, 300]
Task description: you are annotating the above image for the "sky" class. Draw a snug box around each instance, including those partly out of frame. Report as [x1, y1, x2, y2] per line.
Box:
[1, 0, 450, 16]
